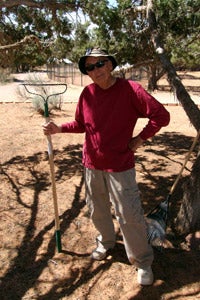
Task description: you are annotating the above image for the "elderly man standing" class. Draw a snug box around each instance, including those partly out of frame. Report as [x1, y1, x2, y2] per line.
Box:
[43, 47, 170, 285]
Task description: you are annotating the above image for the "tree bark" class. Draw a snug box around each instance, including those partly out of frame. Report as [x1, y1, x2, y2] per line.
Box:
[0, 0, 76, 10]
[0, 35, 39, 51]
[175, 151, 200, 234]
[147, 64, 158, 90]
[147, 63, 165, 91]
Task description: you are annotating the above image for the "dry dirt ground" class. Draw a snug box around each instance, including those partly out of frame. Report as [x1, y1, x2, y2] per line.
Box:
[0, 72, 200, 300]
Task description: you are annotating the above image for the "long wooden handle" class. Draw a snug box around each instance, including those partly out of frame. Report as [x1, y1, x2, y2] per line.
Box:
[46, 134, 60, 231]
[45, 116, 62, 252]
[170, 130, 200, 195]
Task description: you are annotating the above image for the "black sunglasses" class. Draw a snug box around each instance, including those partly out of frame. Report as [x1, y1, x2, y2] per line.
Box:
[85, 60, 109, 72]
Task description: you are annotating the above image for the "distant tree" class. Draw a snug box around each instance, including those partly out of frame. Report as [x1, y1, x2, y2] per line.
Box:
[69, 21, 92, 62]
[87, 0, 199, 89]
[0, 0, 199, 78]
[0, 0, 78, 70]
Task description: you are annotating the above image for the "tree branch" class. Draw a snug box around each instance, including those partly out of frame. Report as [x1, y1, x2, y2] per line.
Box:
[0, 35, 40, 50]
[0, 0, 77, 10]
[147, 0, 200, 131]
[126, 5, 147, 13]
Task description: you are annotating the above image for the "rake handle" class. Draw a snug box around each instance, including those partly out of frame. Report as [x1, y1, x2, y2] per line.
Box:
[170, 130, 200, 195]
[45, 115, 62, 252]
[22, 83, 64, 252]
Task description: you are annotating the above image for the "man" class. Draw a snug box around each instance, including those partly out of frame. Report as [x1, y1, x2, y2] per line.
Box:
[43, 47, 170, 285]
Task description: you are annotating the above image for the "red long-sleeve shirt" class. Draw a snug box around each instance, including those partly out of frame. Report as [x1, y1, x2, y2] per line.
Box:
[61, 78, 170, 172]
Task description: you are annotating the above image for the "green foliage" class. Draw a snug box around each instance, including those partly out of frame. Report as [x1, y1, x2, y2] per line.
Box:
[155, 0, 199, 37]
[70, 21, 92, 62]
[14, 41, 48, 72]
[154, 0, 200, 69]
[0, 3, 75, 70]
[82, 0, 199, 70]
[0, 0, 199, 73]
[171, 39, 200, 70]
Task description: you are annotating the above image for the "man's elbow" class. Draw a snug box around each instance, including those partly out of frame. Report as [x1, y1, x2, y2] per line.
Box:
[159, 110, 170, 127]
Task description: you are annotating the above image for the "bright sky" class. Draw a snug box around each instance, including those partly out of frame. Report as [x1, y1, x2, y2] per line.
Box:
[108, 0, 117, 7]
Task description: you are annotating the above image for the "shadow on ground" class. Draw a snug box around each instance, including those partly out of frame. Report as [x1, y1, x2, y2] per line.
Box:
[0, 133, 199, 299]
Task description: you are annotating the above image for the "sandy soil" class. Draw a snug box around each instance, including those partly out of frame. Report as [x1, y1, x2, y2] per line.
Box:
[0, 72, 200, 300]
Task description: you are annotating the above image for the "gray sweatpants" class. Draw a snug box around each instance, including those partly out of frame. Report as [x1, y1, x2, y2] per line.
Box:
[84, 167, 154, 268]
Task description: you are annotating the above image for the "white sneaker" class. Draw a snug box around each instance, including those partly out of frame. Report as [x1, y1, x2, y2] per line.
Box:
[91, 236, 114, 261]
[91, 246, 107, 260]
[91, 239, 109, 260]
[137, 266, 154, 285]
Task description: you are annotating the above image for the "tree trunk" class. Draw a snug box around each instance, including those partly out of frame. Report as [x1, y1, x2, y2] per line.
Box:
[148, 64, 158, 90]
[147, 0, 200, 234]
[175, 152, 200, 235]
[147, 63, 166, 91]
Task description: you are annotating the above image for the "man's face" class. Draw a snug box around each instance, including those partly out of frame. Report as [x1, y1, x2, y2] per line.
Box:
[85, 56, 113, 86]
